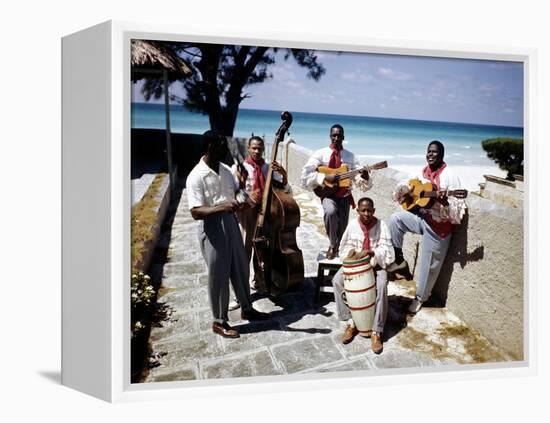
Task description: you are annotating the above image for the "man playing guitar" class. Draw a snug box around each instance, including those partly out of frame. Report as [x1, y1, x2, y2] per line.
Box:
[300, 124, 372, 259]
[388, 140, 467, 314]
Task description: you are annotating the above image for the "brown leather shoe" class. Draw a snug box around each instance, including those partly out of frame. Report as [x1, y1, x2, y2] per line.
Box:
[241, 307, 270, 321]
[342, 324, 358, 344]
[212, 322, 239, 339]
[326, 246, 338, 260]
[371, 331, 383, 354]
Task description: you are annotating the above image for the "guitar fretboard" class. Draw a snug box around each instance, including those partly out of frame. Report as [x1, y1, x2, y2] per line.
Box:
[420, 190, 464, 198]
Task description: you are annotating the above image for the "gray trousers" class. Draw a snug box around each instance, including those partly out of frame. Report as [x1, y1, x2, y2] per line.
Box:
[389, 211, 452, 302]
[236, 205, 258, 269]
[198, 213, 253, 324]
[332, 267, 388, 333]
[322, 196, 350, 249]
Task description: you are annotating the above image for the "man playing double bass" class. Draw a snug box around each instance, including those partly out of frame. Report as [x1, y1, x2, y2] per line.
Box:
[300, 124, 372, 259]
[228, 135, 290, 309]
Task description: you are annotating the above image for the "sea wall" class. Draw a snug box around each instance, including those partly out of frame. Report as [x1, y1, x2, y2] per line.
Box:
[282, 140, 524, 360]
[480, 174, 524, 208]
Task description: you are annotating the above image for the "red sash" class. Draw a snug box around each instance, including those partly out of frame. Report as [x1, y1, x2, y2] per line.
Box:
[422, 162, 452, 239]
[245, 156, 265, 199]
[329, 144, 355, 208]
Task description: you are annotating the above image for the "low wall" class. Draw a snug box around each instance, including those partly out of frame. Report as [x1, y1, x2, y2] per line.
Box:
[480, 175, 524, 208]
[283, 141, 524, 360]
[132, 174, 171, 274]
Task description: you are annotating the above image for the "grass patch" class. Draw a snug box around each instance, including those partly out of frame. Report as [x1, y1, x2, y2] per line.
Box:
[131, 173, 167, 271]
[398, 321, 509, 365]
[397, 326, 455, 362]
[437, 322, 508, 363]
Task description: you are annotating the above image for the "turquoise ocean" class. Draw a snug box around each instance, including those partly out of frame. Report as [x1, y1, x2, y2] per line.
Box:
[132, 103, 523, 189]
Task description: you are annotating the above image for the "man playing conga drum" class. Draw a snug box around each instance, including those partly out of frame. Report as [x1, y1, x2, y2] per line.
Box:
[331, 197, 394, 354]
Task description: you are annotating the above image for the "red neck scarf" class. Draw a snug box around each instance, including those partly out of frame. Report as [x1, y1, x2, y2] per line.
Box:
[358, 216, 378, 251]
[328, 143, 343, 168]
[422, 161, 453, 239]
[422, 162, 447, 190]
[245, 156, 266, 198]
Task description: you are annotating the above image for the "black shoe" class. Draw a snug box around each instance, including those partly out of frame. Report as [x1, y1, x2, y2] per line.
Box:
[326, 246, 338, 260]
[241, 307, 270, 321]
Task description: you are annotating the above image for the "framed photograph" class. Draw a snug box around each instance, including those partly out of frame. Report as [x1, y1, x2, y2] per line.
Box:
[62, 20, 535, 402]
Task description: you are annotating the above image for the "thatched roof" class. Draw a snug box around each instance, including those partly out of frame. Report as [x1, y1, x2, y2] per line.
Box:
[131, 40, 192, 77]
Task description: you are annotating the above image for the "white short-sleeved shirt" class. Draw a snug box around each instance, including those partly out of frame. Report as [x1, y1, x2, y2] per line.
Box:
[187, 157, 238, 209]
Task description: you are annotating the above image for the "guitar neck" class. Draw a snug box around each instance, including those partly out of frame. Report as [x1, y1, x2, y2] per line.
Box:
[335, 167, 364, 180]
[335, 161, 387, 180]
[422, 190, 463, 198]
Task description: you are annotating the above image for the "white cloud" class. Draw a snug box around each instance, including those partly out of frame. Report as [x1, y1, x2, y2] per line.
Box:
[341, 71, 374, 82]
[378, 67, 413, 81]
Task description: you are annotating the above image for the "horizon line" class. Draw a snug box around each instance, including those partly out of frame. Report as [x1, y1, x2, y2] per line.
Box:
[131, 101, 524, 130]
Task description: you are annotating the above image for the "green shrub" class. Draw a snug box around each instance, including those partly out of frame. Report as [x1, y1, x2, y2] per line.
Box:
[481, 138, 523, 180]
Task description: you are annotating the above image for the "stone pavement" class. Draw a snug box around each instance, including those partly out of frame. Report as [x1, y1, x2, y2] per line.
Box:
[140, 184, 511, 383]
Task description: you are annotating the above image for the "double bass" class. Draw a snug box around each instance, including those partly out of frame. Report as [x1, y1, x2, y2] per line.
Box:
[253, 111, 304, 296]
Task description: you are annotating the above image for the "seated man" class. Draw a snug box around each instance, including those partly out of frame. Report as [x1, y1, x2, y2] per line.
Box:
[186, 130, 270, 339]
[331, 197, 394, 354]
[388, 140, 467, 314]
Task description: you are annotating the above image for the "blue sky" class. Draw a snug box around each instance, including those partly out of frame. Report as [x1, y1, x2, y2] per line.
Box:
[132, 48, 524, 127]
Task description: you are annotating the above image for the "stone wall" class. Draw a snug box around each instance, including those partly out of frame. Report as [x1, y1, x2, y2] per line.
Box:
[282, 141, 524, 360]
[480, 174, 524, 208]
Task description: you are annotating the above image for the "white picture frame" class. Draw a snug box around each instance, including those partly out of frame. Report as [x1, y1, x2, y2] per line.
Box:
[61, 20, 537, 403]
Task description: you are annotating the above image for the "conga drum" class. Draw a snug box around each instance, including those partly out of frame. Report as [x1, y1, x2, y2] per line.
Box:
[342, 255, 376, 336]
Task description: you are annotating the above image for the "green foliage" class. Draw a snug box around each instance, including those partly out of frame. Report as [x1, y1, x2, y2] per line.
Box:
[481, 138, 524, 180]
[131, 272, 155, 337]
[138, 42, 326, 135]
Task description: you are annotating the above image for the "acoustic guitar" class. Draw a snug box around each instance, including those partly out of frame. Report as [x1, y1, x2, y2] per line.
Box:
[313, 160, 388, 198]
[400, 179, 468, 211]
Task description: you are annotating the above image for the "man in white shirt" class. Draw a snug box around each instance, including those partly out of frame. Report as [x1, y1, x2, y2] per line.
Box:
[388, 141, 467, 314]
[186, 130, 269, 339]
[331, 197, 394, 354]
[300, 124, 372, 259]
